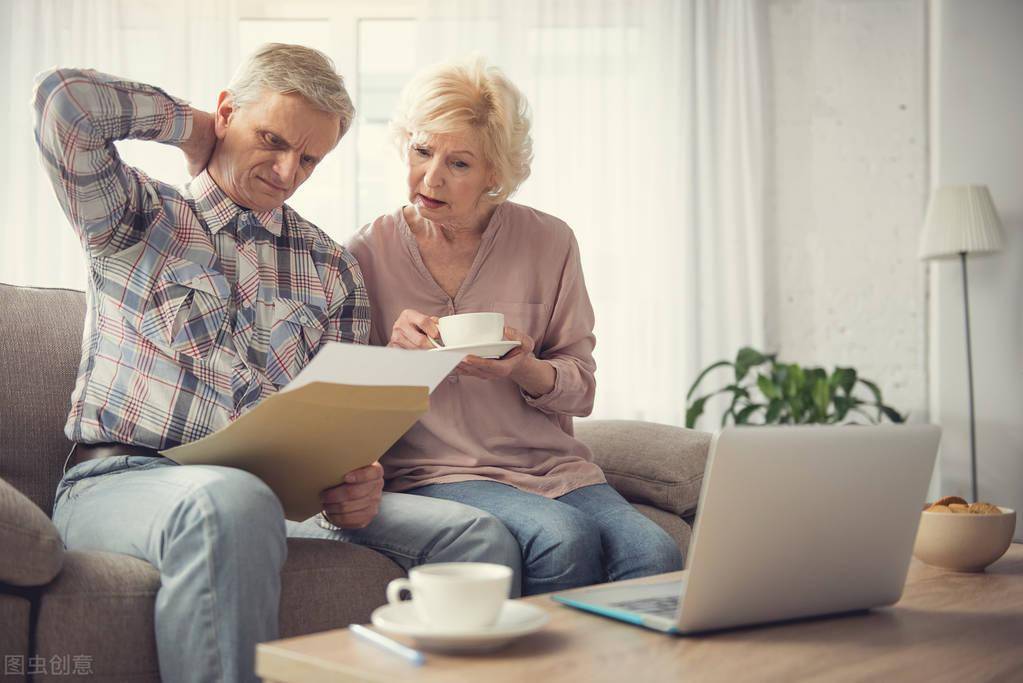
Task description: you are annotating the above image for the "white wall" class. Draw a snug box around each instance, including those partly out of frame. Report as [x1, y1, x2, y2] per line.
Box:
[767, 0, 1021, 536]
[766, 0, 929, 421]
[931, 0, 1023, 538]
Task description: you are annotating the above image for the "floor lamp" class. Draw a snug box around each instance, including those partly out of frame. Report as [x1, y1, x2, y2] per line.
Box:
[918, 185, 1005, 502]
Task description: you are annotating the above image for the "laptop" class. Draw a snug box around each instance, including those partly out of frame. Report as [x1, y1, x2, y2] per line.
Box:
[553, 424, 941, 634]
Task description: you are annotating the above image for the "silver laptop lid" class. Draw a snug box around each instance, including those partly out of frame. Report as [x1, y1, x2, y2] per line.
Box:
[677, 424, 940, 633]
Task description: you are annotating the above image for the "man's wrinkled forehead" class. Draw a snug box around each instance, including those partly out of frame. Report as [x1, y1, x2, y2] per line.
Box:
[244, 90, 343, 149]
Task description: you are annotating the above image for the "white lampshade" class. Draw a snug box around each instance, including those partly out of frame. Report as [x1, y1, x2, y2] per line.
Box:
[918, 185, 1005, 260]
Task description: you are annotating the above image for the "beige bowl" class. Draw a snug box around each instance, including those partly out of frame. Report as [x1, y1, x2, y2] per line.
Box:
[912, 506, 1016, 572]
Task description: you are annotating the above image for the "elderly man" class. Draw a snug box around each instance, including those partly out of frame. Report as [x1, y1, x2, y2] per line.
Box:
[33, 44, 520, 683]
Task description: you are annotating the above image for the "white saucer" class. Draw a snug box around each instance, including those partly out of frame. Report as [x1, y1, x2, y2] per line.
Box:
[370, 600, 549, 653]
[428, 340, 521, 359]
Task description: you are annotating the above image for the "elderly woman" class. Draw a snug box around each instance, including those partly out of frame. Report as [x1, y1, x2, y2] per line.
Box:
[346, 58, 683, 595]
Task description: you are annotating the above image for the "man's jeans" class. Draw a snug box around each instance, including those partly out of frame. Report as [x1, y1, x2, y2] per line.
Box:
[51, 456, 521, 683]
[408, 481, 684, 596]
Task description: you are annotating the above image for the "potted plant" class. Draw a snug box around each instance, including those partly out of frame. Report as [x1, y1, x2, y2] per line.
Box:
[685, 347, 905, 429]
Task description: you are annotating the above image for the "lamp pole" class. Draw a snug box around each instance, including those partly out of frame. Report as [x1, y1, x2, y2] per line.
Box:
[960, 251, 978, 502]
[920, 186, 1003, 503]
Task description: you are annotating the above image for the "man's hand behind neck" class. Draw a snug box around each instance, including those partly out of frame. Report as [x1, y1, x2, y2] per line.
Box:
[178, 108, 217, 178]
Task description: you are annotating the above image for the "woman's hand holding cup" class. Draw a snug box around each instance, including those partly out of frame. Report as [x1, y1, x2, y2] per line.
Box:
[389, 308, 441, 350]
[388, 310, 554, 396]
[455, 326, 534, 379]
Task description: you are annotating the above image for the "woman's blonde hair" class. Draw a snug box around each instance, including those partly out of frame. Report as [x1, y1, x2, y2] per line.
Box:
[390, 56, 533, 203]
[228, 43, 355, 140]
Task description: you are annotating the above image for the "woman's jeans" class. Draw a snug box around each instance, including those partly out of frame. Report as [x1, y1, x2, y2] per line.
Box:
[408, 481, 684, 596]
[52, 456, 521, 683]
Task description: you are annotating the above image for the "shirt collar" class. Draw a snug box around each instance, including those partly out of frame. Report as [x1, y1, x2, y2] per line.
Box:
[187, 170, 284, 237]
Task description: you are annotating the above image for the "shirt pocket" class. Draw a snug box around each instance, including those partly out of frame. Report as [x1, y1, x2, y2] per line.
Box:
[136, 257, 231, 360]
[492, 302, 550, 346]
[266, 297, 326, 387]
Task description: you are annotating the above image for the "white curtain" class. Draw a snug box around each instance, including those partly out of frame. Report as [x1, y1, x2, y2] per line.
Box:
[412, 0, 766, 426]
[1, 0, 238, 291]
[2, 0, 765, 428]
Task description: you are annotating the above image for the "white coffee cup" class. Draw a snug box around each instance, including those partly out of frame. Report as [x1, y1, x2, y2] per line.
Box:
[385, 562, 513, 630]
[432, 312, 505, 348]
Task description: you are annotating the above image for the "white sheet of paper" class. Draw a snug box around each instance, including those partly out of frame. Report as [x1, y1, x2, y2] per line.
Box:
[282, 343, 463, 394]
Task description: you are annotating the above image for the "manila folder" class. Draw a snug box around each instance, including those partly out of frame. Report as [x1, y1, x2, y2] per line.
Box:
[161, 382, 428, 521]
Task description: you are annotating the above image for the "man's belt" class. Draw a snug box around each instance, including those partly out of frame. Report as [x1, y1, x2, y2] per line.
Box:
[69, 442, 162, 468]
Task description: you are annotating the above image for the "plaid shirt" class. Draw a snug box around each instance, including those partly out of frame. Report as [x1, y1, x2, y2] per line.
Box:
[33, 68, 369, 449]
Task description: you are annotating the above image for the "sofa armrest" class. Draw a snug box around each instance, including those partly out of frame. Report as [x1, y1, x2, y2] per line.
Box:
[575, 420, 711, 516]
[0, 477, 64, 587]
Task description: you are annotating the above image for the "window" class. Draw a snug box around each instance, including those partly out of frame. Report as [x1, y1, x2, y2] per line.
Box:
[356, 18, 416, 229]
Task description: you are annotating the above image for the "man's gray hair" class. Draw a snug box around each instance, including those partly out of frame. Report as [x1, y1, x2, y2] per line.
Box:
[227, 43, 355, 139]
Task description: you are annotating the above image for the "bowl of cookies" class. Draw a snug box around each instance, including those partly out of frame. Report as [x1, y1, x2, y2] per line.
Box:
[913, 496, 1016, 572]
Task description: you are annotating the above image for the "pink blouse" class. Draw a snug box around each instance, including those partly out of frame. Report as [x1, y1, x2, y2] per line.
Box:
[346, 201, 606, 498]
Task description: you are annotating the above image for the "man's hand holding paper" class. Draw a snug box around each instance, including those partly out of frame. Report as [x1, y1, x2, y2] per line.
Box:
[321, 462, 385, 529]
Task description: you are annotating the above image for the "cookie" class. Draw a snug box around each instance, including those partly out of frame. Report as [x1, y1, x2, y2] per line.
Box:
[968, 502, 1002, 515]
[934, 495, 968, 507]
[926, 504, 951, 513]
[948, 503, 970, 513]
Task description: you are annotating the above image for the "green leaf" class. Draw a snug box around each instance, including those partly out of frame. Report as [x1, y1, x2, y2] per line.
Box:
[686, 360, 732, 400]
[765, 399, 784, 423]
[721, 385, 752, 427]
[806, 367, 828, 389]
[812, 378, 831, 415]
[721, 409, 732, 428]
[772, 363, 789, 388]
[859, 378, 883, 405]
[834, 395, 851, 421]
[685, 396, 709, 429]
[832, 367, 857, 394]
[735, 403, 763, 424]
[734, 347, 767, 383]
[849, 405, 878, 424]
[880, 405, 905, 423]
[789, 396, 805, 423]
[722, 384, 750, 399]
[786, 364, 805, 397]
[757, 374, 781, 400]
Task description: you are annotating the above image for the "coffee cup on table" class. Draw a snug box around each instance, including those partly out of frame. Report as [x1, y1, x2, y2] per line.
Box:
[428, 312, 505, 348]
[385, 562, 513, 630]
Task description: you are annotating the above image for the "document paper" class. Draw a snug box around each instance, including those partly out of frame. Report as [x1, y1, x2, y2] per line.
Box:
[162, 344, 463, 520]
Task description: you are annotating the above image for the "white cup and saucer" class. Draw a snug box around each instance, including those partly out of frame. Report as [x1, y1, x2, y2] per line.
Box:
[370, 562, 548, 653]
[426, 312, 521, 359]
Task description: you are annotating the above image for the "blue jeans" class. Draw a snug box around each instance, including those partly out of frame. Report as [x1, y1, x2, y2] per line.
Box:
[408, 481, 684, 596]
[52, 456, 521, 683]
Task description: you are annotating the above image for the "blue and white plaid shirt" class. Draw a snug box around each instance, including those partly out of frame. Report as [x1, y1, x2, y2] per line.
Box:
[34, 68, 369, 449]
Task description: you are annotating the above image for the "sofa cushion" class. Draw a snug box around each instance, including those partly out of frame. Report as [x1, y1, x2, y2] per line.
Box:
[0, 284, 85, 515]
[0, 592, 30, 682]
[632, 503, 693, 557]
[34, 550, 159, 683]
[0, 477, 64, 586]
[278, 539, 405, 638]
[577, 420, 711, 516]
[34, 539, 402, 680]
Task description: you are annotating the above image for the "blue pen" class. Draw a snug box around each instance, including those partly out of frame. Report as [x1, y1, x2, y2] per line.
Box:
[349, 624, 426, 666]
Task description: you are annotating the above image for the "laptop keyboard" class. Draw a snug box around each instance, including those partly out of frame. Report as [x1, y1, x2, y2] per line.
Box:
[610, 595, 680, 619]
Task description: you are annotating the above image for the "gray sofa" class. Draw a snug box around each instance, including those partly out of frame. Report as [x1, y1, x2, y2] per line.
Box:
[0, 282, 710, 682]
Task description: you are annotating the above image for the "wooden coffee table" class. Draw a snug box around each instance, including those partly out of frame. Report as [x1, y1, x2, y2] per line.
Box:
[257, 544, 1023, 682]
